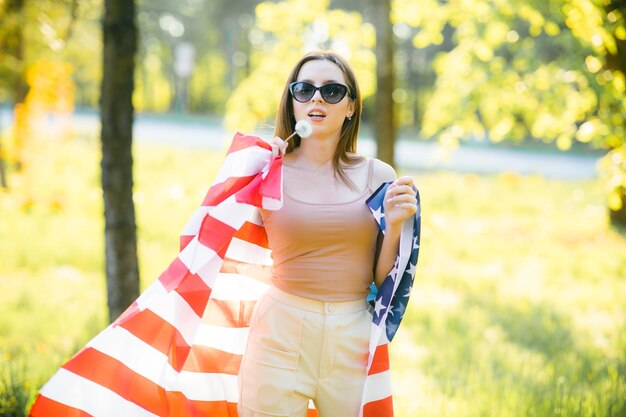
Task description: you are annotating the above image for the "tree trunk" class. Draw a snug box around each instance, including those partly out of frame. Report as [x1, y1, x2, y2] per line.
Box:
[3, 0, 28, 171]
[101, 0, 140, 323]
[605, 1, 626, 225]
[373, 0, 395, 167]
[0, 120, 7, 188]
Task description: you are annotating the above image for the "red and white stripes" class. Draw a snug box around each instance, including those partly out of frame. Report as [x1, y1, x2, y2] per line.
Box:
[29, 133, 398, 417]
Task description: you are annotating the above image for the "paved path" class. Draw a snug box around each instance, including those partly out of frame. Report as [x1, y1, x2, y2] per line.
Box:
[1, 109, 601, 180]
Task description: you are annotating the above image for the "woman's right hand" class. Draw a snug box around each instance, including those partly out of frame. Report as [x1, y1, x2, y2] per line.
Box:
[270, 136, 288, 157]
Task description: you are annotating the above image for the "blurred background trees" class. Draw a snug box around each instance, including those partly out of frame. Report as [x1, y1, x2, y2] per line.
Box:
[222, 0, 376, 132]
[0, 0, 624, 221]
[393, 0, 626, 223]
[0, 0, 99, 175]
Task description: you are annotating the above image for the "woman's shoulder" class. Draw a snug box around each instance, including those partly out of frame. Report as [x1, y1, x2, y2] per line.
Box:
[345, 152, 396, 188]
[366, 157, 397, 186]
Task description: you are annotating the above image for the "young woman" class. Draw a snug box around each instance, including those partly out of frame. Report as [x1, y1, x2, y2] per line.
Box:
[237, 51, 418, 417]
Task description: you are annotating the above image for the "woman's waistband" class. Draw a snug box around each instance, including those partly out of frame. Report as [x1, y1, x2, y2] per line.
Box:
[267, 285, 368, 315]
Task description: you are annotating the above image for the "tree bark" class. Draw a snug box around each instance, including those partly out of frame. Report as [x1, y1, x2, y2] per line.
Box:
[0, 121, 7, 188]
[101, 0, 140, 323]
[3, 0, 27, 103]
[605, 1, 626, 225]
[373, 0, 396, 167]
[2, 0, 28, 171]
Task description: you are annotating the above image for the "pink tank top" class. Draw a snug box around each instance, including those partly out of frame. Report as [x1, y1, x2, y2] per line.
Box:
[260, 158, 379, 301]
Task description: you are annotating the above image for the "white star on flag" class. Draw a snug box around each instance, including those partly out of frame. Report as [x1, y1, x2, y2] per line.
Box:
[406, 261, 416, 277]
[412, 235, 419, 250]
[388, 259, 399, 279]
[372, 206, 384, 224]
[374, 297, 386, 317]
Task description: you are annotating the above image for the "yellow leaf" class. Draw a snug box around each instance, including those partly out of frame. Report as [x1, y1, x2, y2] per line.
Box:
[491, 117, 514, 142]
[602, 31, 618, 55]
[613, 72, 625, 94]
[608, 191, 623, 211]
[545, 21, 560, 36]
[485, 21, 508, 45]
[585, 56, 603, 73]
[473, 41, 493, 62]
[556, 134, 572, 150]
[575, 121, 596, 142]
[529, 25, 542, 37]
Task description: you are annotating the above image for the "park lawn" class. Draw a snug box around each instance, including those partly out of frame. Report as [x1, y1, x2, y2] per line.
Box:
[1, 135, 625, 416]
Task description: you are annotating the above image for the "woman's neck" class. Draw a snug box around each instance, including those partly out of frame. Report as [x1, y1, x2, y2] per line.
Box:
[291, 134, 339, 169]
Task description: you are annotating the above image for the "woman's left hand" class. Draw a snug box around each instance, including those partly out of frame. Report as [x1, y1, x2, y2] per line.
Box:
[383, 176, 418, 232]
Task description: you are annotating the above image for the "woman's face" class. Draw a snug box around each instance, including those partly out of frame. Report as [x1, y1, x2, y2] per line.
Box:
[291, 59, 355, 141]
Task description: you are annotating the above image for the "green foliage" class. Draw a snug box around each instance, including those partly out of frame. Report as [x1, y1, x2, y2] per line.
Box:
[223, 0, 376, 132]
[135, 0, 236, 114]
[134, 42, 173, 113]
[0, 0, 102, 106]
[394, 0, 601, 149]
[0, 359, 35, 417]
[564, 0, 626, 221]
[0, 135, 225, 385]
[0, 0, 25, 102]
[0, 136, 107, 380]
[394, 0, 626, 222]
[1, 0, 246, 113]
[188, 51, 229, 114]
[564, 0, 626, 150]
[600, 145, 626, 212]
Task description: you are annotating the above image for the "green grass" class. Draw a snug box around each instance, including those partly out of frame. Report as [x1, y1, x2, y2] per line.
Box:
[391, 173, 626, 416]
[1, 136, 625, 416]
[0, 360, 35, 417]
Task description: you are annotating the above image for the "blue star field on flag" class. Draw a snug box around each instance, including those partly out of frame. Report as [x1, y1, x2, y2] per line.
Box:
[366, 181, 421, 342]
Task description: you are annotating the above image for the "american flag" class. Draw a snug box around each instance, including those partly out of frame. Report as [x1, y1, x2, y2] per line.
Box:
[29, 133, 421, 417]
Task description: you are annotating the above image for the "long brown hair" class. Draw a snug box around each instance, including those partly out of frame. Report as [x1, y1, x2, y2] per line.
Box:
[274, 51, 363, 188]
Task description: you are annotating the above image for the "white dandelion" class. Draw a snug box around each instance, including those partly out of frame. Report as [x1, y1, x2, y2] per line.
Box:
[294, 120, 313, 138]
[284, 120, 313, 142]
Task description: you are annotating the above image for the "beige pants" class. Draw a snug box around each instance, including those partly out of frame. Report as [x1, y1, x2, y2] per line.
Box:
[237, 286, 372, 417]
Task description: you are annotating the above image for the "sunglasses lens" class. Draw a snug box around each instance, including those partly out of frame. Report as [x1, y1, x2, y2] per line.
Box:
[320, 84, 347, 104]
[290, 82, 350, 103]
[291, 82, 315, 102]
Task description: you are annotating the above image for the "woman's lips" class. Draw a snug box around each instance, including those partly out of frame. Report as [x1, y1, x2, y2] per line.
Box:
[308, 115, 325, 122]
[307, 108, 326, 122]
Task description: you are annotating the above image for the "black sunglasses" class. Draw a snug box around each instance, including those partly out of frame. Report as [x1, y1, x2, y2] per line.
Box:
[289, 81, 352, 104]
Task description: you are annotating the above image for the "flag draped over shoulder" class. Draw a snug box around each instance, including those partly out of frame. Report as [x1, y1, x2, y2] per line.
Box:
[361, 182, 420, 416]
[29, 133, 421, 417]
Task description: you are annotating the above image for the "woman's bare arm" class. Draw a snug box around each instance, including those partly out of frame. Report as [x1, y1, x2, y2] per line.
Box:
[371, 161, 418, 288]
[222, 259, 273, 284]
